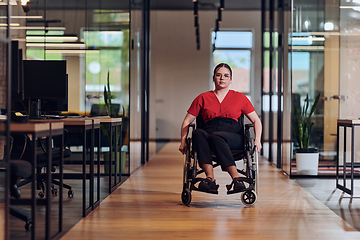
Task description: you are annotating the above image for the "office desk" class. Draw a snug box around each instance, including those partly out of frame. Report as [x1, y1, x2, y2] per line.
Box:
[4, 122, 64, 240]
[95, 117, 122, 193]
[30, 118, 95, 217]
[336, 119, 360, 203]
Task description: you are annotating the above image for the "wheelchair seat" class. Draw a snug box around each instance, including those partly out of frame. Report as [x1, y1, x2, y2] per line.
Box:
[181, 114, 259, 206]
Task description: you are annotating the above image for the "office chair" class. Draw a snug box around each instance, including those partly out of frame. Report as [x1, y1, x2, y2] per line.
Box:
[9, 159, 33, 231]
[11, 131, 74, 198]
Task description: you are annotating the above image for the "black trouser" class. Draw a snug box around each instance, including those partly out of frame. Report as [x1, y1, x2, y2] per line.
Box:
[192, 117, 244, 171]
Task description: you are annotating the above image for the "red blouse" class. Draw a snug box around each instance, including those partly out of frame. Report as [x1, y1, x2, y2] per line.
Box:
[187, 90, 255, 123]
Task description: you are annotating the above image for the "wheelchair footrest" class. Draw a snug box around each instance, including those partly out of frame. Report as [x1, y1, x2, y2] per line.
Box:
[226, 185, 254, 195]
[226, 178, 255, 195]
[193, 187, 219, 194]
[190, 178, 219, 194]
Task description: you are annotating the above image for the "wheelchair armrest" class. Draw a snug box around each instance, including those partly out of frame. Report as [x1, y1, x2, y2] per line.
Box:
[245, 123, 254, 129]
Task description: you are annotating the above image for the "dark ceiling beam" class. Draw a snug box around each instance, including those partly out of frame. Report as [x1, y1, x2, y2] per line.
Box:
[28, 0, 264, 11]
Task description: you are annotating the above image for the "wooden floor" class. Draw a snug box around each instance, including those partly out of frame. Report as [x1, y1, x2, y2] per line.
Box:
[60, 142, 360, 240]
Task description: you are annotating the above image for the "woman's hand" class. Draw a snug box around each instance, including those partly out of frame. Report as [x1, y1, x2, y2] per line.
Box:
[179, 113, 196, 155]
[245, 111, 263, 153]
[179, 140, 187, 155]
[254, 139, 262, 152]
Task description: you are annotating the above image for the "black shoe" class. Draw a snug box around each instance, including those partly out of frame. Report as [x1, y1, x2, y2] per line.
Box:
[233, 177, 246, 191]
[198, 177, 219, 193]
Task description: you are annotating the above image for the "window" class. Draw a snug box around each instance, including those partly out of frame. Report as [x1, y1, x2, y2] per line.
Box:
[212, 31, 253, 98]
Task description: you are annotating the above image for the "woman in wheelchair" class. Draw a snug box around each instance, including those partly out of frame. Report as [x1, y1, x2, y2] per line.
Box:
[179, 63, 262, 194]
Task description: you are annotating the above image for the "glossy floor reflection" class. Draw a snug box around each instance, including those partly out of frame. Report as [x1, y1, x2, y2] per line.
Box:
[295, 178, 360, 231]
[60, 142, 360, 240]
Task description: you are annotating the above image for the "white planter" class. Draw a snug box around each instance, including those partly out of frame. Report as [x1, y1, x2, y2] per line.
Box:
[296, 152, 319, 176]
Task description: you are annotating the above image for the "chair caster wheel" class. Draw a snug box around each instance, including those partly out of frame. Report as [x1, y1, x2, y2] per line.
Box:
[68, 190, 74, 198]
[38, 192, 45, 198]
[51, 188, 58, 196]
[181, 189, 192, 206]
[25, 220, 32, 232]
[241, 190, 257, 206]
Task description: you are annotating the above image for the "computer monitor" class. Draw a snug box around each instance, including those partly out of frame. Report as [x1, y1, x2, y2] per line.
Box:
[23, 60, 67, 100]
[23, 60, 68, 118]
[11, 41, 24, 102]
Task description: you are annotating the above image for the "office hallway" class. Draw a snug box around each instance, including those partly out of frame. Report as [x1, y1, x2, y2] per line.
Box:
[60, 142, 360, 240]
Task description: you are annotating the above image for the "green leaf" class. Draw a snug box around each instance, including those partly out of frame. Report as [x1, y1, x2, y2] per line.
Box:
[292, 93, 320, 149]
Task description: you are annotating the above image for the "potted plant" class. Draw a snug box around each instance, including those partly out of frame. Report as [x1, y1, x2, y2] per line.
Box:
[292, 93, 321, 175]
[101, 71, 125, 174]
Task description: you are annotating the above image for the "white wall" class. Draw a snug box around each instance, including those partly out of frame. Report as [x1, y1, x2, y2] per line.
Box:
[150, 10, 262, 140]
[65, 56, 82, 112]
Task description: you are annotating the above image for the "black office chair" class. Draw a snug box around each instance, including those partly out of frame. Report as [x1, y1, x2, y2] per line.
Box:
[9, 159, 33, 231]
[90, 103, 120, 117]
[11, 131, 74, 198]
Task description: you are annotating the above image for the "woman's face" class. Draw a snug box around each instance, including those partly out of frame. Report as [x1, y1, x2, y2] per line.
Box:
[213, 66, 232, 90]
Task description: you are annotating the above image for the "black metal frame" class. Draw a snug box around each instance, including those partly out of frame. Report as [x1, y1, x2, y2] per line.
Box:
[106, 121, 122, 193]
[59, 121, 93, 217]
[92, 119, 101, 210]
[336, 120, 360, 202]
[9, 123, 64, 240]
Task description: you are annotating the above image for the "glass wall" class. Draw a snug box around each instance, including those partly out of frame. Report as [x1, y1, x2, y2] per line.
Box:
[288, 0, 360, 176]
[0, 1, 9, 239]
[21, 1, 131, 176]
[6, 1, 132, 239]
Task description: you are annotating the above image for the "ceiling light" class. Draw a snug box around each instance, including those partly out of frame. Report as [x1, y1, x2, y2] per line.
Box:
[292, 36, 325, 41]
[220, 0, 225, 10]
[0, 16, 42, 19]
[0, 23, 20, 27]
[292, 46, 324, 51]
[45, 49, 100, 54]
[26, 35, 78, 42]
[324, 22, 334, 31]
[26, 42, 86, 48]
[21, 0, 30, 5]
[12, 26, 66, 30]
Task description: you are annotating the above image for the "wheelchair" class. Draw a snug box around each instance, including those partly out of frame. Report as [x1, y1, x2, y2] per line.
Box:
[181, 114, 259, 207]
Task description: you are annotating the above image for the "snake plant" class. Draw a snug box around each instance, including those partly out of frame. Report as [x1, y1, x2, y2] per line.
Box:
[292, 93, 320, 149]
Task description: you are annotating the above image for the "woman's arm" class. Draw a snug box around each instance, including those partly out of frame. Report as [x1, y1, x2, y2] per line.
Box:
[179, 113, 196, 154]
[245, 111, 262, 152]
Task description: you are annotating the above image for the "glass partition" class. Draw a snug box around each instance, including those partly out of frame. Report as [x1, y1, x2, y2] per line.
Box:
[289, 0, 360, 176]
[7, 0, 131, 238]
[0, 1, 9, 240]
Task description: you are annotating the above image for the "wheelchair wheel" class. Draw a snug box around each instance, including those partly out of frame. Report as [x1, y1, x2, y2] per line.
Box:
[241, 190, 257, 206]
[181, 189, 192, 206]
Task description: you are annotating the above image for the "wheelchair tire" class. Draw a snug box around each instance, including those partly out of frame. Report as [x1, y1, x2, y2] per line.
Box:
[241, 190, 257, 206]
[181, 189, 192, 206]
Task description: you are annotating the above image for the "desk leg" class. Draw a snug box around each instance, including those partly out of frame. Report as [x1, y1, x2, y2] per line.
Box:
[114, 126, 118, 186]
[336, 124, 339, 187]
[45, 136, 52, 240]
[343, 127, 347, 190]
[93, 127, 101, 209]
[351, 125, 355, 199]
[90, 126, 94, 210]
[59, 133, 63, 232]
[108, 123, 112, 193]
[82, 128, 86, 217]
[97, 128, 100, 205]
[31, 138, 37, 240]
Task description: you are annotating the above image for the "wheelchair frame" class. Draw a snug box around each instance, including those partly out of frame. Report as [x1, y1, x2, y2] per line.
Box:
[181, 117, 259, 207]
